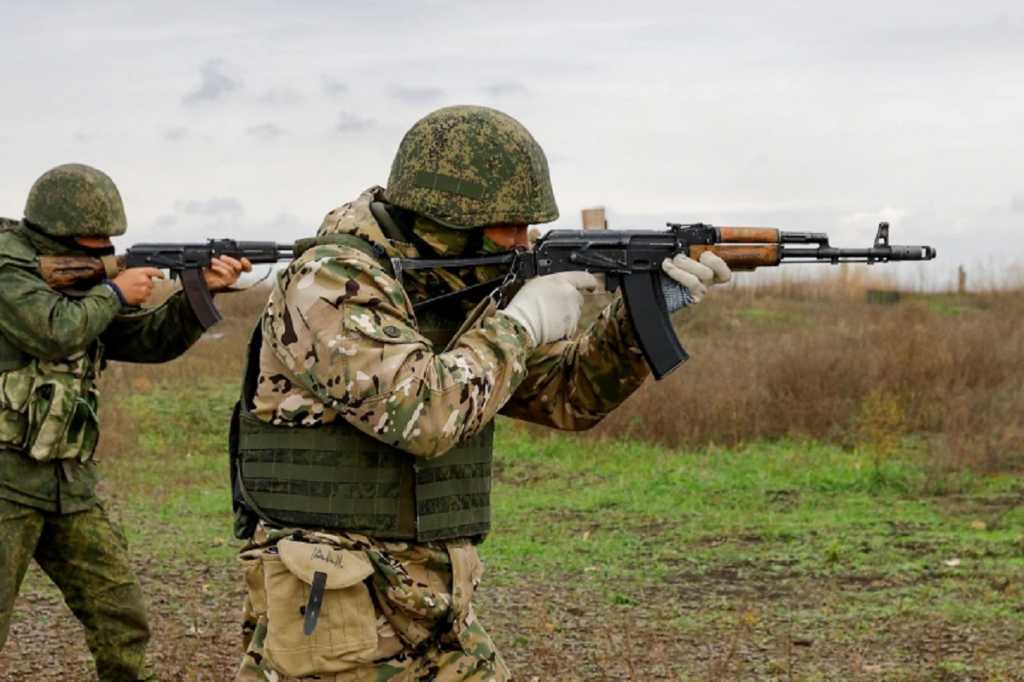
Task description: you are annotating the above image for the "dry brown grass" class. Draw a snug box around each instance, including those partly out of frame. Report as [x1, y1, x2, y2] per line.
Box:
[100, 278, 1024, 473]
[587, 282, 1024, 472]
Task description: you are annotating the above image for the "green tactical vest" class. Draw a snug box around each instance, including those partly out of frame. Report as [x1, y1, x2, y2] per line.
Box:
[0, 348, 102, 463]
[0, 220, 102, 463]
[230, 235, 494, 542]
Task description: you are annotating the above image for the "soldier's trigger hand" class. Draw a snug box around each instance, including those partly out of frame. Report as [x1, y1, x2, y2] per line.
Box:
[661, 251, 731, 305]
[111, 267, 164, 306]
[203, 255, 252, 292]
[499, 271, 598, 347]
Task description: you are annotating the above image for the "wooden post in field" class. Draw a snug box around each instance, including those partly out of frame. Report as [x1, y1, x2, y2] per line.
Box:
[958, 265, 967, 295]
[582, 207, 607, 230]
[581, 207, 609, 298]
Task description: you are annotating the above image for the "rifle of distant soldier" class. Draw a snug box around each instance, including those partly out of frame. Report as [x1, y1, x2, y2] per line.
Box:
[38, 240, 295, 330]
[37, 222, 936, 379]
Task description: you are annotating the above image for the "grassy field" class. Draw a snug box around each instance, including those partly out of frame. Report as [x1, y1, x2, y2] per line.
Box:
[3, 383, 1023, 680]
[2, 281, 1022, 680]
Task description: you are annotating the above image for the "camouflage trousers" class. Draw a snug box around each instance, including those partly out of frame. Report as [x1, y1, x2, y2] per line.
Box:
[234, 527, 509, 681]
[0, 498, 152, 681]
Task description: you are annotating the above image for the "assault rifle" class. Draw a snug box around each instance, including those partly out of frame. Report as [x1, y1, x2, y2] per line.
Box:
[38, 222, 936, 379]
[39, 240, 296, 329]
[395, 221, 937, 379]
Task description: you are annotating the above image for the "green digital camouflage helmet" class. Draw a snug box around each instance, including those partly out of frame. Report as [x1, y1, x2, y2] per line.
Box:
[24, 163, 127, 237]
[385, 105, 559, 229]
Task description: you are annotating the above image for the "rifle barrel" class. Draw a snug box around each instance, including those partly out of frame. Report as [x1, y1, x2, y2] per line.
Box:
[781, 245, 937, 263]
[125, 241, 295, 268]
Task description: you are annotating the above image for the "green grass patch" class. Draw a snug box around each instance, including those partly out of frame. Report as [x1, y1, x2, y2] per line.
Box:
[78, 384, 1024, 673]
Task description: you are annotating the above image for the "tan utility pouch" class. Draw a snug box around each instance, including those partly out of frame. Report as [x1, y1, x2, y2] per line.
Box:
[262, 539, 378, 678]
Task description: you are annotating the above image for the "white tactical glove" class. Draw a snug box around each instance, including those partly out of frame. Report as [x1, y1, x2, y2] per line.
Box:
[660, 251, 732, 312]
[500, 271, 599, 346]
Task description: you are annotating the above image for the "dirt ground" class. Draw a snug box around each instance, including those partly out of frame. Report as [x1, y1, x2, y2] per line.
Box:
[4, 556, 1023, 681]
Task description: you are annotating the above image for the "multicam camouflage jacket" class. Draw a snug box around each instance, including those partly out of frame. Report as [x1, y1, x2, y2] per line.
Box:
[253, 187, 652, 456]
[0, 223, 207, 513]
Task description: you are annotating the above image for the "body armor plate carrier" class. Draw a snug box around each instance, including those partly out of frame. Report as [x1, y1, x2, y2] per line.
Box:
[230, 241, 494, 542]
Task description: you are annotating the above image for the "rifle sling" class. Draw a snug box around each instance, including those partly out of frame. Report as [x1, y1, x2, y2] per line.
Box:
[412, 276, 506, 313]
[292, 234, 385, 263]
[100, 255, 120, 279]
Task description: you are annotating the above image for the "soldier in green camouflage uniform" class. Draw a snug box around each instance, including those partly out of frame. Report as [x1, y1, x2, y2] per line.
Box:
[231, 106, 731, 681]
[0, 164, 249, 681]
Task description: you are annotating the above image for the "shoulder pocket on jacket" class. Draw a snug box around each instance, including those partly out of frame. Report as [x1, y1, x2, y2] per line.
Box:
[342, 305, 423, 345]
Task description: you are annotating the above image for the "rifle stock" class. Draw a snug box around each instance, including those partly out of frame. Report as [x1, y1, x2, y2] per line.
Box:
[38, 255, 126, 289]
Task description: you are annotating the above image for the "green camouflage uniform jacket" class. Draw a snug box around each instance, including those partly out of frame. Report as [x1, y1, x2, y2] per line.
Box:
[0, 223, 206, 513]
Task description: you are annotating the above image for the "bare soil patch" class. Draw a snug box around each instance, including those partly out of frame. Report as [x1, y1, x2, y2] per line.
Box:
[4, 555, 1023, 681]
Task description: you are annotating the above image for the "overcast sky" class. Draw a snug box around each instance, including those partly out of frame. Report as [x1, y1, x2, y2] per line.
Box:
[2, 1, 1022, 289]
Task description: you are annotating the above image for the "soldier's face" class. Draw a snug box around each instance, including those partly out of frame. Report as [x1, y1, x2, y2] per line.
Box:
[482, 224, 529, 250]
[74, 236, 113, 249]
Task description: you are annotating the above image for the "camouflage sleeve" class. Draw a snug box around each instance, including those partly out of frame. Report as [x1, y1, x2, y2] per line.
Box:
[499, 295, 650, 430]
[264, 246, 534, 458]
[100, 291, 206, 363]
[0, 260, 121, 361]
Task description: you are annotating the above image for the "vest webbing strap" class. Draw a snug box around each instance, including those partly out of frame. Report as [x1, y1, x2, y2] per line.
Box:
[242, 462, 401, 484]
[413, 428, 493, 539]
[416, 477, 491, 497]
[418, 507, 490, 536]
[245, 493, 396, 516]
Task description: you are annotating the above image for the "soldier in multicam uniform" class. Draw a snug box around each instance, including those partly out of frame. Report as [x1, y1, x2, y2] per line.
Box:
[0, 163, 250, 681]
[231, 106, 731, 681]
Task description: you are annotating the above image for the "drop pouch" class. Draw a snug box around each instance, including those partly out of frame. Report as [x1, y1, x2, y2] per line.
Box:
[261, 538, 378, 677]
